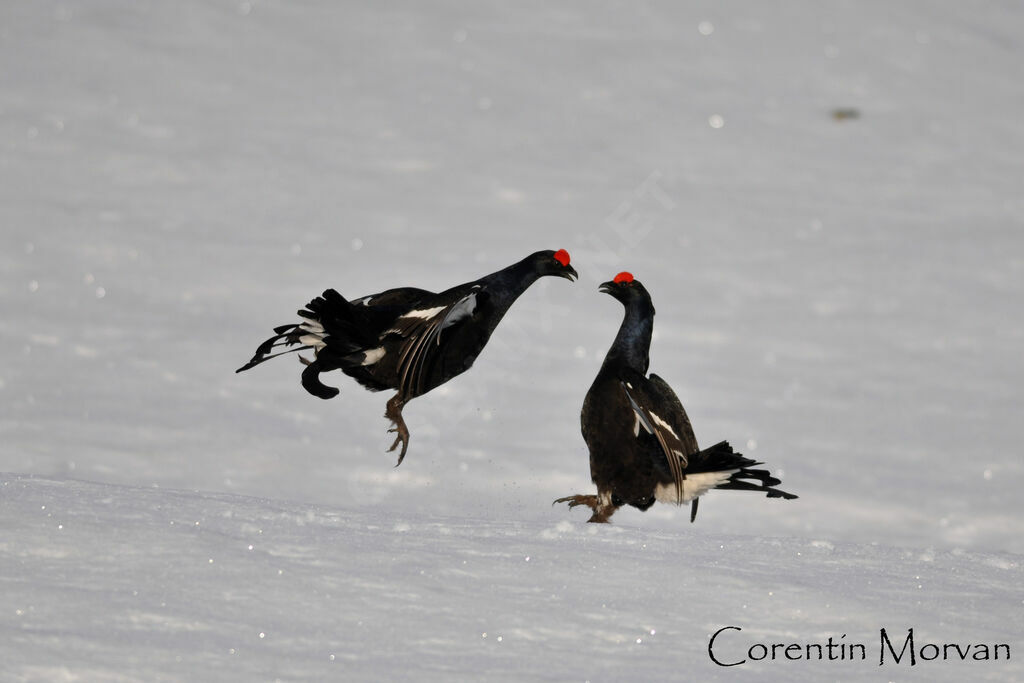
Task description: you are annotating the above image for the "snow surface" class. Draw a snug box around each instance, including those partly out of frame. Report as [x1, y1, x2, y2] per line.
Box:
[2, 0, 1022, 680]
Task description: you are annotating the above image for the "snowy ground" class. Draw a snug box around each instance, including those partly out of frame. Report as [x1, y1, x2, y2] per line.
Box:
[2, 0, 1022, 680]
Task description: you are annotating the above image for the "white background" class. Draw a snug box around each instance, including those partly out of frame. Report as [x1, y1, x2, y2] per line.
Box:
[2, 1, 1021, 680]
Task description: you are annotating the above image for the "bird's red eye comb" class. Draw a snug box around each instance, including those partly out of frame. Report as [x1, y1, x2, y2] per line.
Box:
[554, 249, 571, 267]
[613, 271, 634, 284]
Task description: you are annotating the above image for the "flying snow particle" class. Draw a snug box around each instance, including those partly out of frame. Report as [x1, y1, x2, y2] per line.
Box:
[351, 238, 364, 251]
[698, 21, 714, 36]
[95, 287, 106, 299]
[708, 114, 725, 129]
[259, 632, 265, 639]
[28, 280, 39, 293]
[496, 187, 525, 203]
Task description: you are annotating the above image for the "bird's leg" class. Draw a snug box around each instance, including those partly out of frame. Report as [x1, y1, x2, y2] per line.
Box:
[586, 507, 617, 524]
[384, 394, 410, 466]
[552, 492, 618, 524]
[585, 490, 618, 523]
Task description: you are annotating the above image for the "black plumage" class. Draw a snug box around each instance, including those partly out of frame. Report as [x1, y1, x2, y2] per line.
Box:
[237, 249, 577, 465]
[555, 272, 796, 523]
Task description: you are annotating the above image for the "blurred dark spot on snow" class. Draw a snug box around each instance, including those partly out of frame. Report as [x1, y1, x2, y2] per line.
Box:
[831, 108, 861, 121]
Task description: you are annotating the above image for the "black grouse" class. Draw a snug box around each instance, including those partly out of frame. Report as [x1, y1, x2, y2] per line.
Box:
[237, 249, 578, 465]
[554, 272, 796, 523]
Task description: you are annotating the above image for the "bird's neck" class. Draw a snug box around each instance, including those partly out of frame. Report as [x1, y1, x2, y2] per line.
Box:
[480, 257, 542, 311]
[603, 300, 654, 374]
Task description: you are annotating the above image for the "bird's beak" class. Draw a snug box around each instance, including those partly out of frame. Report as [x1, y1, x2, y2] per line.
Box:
[598, 281, 614, 294]
[560, 265, 578, 282]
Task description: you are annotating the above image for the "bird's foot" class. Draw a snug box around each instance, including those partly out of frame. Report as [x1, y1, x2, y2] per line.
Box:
[553, 494, 616, 523]
[385, 396, 410, 467]
[386, 424, 410, 465]
[553, 494, 599, 511]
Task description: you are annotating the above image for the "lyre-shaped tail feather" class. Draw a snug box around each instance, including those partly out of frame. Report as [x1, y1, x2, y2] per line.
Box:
[718, 468, 798, 500]
[237, 288, 367, 374]
[236, 324, 307, 372]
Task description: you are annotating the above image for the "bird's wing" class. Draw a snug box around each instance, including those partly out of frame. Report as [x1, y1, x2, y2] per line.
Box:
[647, 373, 699, 456]
[620, 371, 699, 505]
[350, 287, 433, 310]
[385, 287, 484, 397]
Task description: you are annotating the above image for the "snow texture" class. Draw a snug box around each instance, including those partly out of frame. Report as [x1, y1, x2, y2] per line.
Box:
[1, 0, 1022, 681]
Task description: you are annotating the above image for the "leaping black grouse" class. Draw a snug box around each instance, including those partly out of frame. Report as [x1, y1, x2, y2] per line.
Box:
[554, 272, 796, 523]
[238, 249, 578, 465]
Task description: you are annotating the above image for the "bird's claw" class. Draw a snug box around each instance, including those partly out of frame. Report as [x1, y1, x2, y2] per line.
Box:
[385, 422, 410, 466]
[384, 396, 410, 466]
[552, 494, 599, 511]
[553, 494, 615, 523]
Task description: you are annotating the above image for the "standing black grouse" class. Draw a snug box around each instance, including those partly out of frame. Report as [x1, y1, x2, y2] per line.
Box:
[554, 272, 796, 523]
[237, 249, 578, 465]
